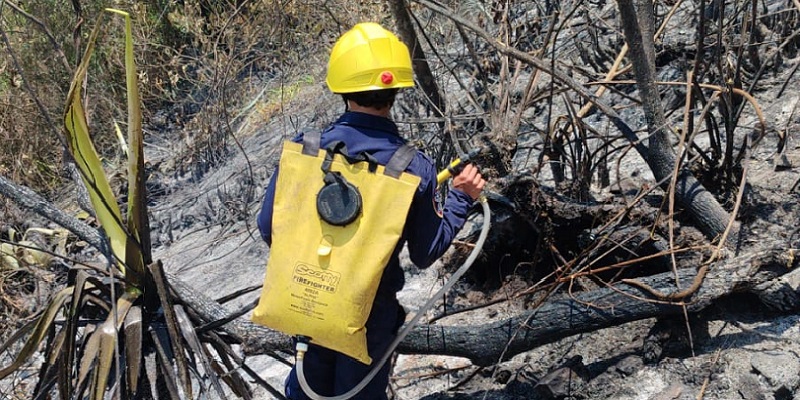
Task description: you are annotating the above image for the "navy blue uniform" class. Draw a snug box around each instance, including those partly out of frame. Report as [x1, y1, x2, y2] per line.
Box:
[257, 111, 473, 399]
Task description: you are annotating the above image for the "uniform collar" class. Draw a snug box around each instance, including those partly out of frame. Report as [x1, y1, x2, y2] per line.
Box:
[335, 111, 399, 136]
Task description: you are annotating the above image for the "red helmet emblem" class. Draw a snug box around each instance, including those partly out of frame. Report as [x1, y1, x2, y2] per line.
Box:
[380, 71, 394, 85]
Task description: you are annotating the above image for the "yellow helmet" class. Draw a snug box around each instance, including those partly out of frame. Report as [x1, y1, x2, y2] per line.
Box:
[326, 22, 415, 94]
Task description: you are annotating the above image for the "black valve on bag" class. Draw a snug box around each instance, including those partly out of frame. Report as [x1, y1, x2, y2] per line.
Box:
[316, 142, 375, 226]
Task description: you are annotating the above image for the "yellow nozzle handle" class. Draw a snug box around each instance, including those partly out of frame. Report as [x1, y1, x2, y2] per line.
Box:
[437, 158, 464, 185]
[436, 148, 482, 185]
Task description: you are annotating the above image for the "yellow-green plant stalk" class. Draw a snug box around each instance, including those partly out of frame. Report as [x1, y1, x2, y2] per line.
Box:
[109, 8, 151, 286]
[63, 11, 127, 273]
[63, 9, 151, 288]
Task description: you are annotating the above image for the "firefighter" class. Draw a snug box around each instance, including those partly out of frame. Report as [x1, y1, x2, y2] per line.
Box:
[256, 22, 485, 399]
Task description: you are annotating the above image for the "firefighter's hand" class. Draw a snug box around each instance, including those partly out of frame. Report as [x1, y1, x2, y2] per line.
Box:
[452, 164, 486, 200]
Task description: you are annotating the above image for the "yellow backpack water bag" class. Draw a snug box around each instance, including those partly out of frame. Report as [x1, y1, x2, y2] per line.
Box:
[252, 131, 420, 364]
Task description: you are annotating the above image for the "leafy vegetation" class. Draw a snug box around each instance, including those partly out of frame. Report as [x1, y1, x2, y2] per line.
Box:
[1, 9, 263, 399]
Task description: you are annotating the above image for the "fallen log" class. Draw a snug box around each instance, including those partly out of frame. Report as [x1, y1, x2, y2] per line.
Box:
[168, 239, 795, 367]
[395, 241, 796, 366]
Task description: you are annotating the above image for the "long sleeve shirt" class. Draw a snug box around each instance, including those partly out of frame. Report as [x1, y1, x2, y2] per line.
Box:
[257, 111, 473, 295]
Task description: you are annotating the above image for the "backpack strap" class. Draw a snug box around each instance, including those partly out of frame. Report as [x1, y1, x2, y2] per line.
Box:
[320, 141, 379, 174]
[384, 144, 416, 178]
[301, 130, 322, 156]
[303, 129, 415, 179]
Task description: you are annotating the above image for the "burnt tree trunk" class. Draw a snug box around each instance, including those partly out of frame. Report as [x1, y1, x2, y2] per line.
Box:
[388, 0, 445, 117]
[396, 242, 796, 366]
[615, 0, 734, 241]
[0, 175, 109, 255]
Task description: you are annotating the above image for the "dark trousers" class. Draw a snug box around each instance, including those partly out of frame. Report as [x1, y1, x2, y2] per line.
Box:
[284, 296, 405, 400]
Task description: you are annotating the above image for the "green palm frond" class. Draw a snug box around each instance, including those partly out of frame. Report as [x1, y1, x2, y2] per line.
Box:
[63, 11, 129, 273]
